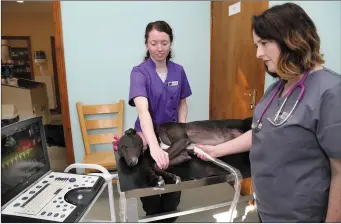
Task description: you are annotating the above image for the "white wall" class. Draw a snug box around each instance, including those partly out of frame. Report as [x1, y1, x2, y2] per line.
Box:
[265, 1, 341, 90]
[60, 1, 210, 164]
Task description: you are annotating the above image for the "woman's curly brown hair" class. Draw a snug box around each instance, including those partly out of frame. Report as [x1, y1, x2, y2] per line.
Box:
[251, 3, 325, 80]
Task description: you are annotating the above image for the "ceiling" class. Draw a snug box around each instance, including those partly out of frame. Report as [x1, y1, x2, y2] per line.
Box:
[1, 1, 53, 14]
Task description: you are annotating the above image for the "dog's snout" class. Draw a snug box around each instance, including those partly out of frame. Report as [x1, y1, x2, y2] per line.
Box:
[129, 157, 138, 166]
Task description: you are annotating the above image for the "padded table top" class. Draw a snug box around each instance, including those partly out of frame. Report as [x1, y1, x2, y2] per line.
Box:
[115, 150, 251, 194]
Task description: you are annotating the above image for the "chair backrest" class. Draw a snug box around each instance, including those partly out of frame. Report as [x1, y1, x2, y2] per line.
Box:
[76, 100, 124, 155]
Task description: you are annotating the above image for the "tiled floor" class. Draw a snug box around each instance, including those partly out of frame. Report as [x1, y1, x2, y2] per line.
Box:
[83, 182, 260, 223]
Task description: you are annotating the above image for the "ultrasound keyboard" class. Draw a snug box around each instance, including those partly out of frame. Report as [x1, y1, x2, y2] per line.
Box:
[1, 171, 105, 223]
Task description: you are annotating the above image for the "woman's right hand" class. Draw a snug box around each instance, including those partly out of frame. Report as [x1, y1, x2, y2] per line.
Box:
[150, 146, 169, 169]
[194, 144, 218, 161]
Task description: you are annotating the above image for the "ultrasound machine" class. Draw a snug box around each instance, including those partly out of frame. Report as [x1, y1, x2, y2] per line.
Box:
[1, 117, 117, 222]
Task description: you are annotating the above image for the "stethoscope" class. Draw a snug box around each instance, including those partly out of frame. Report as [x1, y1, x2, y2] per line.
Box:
[252, 70, 310, 132]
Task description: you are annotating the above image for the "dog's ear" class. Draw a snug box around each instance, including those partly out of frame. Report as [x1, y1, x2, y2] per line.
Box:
[125, 128, 136, 136]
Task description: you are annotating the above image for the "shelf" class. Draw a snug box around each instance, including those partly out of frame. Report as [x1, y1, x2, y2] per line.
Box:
[1, 36, 34, 80]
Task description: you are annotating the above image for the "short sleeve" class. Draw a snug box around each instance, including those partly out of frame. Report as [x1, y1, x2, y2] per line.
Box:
[128, 67, 148, 107]
[316, 83, 341, 158]
[180, 67, 192, 99]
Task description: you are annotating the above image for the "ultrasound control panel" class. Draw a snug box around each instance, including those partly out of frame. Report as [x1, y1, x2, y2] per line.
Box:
[1, 172, 105, 223]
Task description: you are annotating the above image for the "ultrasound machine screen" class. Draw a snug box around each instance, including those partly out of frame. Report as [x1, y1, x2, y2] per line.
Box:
[1, 117, 50, 206]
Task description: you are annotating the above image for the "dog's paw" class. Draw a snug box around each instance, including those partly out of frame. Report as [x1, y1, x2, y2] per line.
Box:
[156, 176, 165, 188]
[174, 175, 181, 184]
[168, 175, 181, 184]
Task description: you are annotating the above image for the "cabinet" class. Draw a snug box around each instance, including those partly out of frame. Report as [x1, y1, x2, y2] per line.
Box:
[9, 47, 33, 79]
[1, 79, 50, 124]
[1, 36, 34, 80]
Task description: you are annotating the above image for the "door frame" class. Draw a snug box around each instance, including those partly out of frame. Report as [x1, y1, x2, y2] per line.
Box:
[52, 1, 75, 165]
[209, 1, 267, 119]
[50, 36, 62, 114]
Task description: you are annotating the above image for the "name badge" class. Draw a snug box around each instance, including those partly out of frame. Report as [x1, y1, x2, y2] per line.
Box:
[167, 81, 178, 87]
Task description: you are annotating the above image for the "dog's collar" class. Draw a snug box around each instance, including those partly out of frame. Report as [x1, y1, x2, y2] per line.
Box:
[113, 135, 120, 151]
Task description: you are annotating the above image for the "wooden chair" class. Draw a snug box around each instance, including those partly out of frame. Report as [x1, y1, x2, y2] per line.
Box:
[76, 100, 124, 182]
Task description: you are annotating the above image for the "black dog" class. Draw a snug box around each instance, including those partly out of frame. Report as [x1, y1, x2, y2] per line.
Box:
[115, 117, 252, 188]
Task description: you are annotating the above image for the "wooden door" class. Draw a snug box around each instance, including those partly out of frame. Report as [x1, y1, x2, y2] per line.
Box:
[210, 1, 268, 120]
[210, 1, 268, 200]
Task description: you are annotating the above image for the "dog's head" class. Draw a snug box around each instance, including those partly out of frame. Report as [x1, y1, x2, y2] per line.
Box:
[114, 128, 143, 167]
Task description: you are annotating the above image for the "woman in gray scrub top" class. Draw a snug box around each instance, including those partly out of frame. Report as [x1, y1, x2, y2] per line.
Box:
[196, 3, 341, 223]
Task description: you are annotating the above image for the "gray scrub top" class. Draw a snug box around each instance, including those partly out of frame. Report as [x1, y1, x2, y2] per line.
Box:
[250, 68, 341, 222]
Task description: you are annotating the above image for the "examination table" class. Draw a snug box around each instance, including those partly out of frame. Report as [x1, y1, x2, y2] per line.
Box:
[114, 150, 252, 222]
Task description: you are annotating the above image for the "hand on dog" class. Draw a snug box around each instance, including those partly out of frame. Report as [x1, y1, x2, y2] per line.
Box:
[150, 146, 169, 170]
[194, 144, 218, 161]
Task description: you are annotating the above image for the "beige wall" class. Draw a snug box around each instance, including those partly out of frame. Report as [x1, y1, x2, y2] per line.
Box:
[2, 12, 57, 109]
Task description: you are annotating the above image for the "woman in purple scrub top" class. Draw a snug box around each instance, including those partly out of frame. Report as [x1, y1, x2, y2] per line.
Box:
[128, 20, 192, 222]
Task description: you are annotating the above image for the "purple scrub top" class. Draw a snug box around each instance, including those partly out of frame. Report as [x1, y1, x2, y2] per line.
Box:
[129, 58, 192, 132]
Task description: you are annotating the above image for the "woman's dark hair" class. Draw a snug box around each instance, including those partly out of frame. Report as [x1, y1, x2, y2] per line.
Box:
[251, 3, 325, 79]
[144, 20, 173, 61]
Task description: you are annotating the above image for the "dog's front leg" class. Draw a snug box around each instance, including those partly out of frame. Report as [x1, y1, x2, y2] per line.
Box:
[152, 163, 181, 185]
[167, 139, 191, 160]
[141, 153, 165, 188]
[147, 165, 166, 188]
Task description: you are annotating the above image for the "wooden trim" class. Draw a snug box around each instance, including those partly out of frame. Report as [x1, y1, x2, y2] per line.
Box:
[52, 1, 75, 165]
